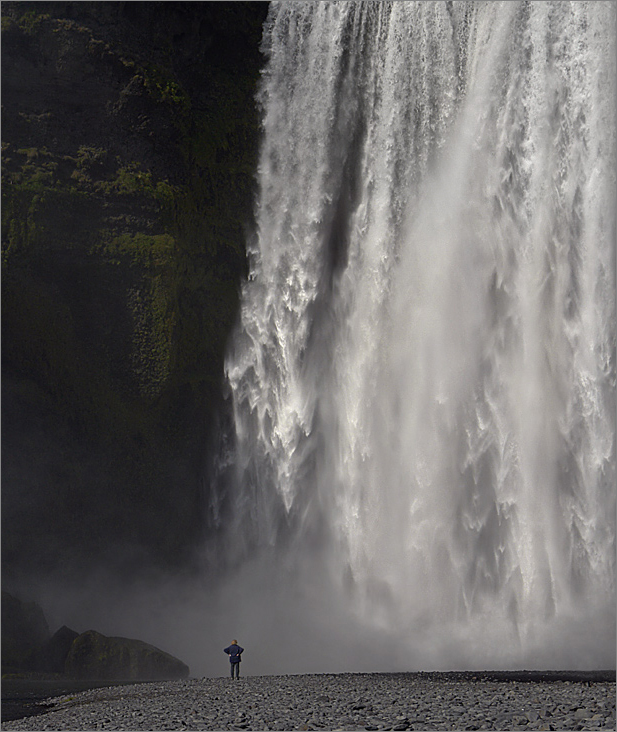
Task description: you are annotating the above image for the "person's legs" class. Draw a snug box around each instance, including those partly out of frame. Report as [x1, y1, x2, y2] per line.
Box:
[230, 663, 234, 679]
[236, 662, 240, 679]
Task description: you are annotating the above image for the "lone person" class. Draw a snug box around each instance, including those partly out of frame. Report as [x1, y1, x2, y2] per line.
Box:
[223, 639, 244, 679]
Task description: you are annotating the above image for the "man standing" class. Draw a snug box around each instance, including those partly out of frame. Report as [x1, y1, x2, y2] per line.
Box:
[223, 639, 244, 679]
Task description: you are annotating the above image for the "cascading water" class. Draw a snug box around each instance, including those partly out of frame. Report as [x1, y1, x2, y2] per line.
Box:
[211, 1, 616, 672]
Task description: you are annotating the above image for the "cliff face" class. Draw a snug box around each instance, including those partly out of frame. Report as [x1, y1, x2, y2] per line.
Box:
[1, 1, 269, 579]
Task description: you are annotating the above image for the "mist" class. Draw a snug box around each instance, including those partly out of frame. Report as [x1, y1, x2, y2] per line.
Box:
[17, 536, 616, 679]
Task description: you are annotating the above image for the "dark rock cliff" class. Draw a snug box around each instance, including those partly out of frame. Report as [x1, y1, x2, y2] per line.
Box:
[65, 629, 190, 680]
[1, 591, 50, 672]
[1, 2, 269, 581]
[1, 591, 188, 679]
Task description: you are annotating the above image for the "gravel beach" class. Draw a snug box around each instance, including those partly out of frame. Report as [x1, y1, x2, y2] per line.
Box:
[1, 672, 614, 731]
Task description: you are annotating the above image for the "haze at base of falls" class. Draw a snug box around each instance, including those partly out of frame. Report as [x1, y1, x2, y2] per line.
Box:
[209, 1, 616, 671]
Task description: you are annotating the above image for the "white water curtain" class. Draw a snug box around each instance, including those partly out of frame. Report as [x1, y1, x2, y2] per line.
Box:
[213, 1, 615, 671]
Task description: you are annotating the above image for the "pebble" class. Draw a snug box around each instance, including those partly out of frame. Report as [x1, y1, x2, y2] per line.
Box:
[1, 672, 614, 731]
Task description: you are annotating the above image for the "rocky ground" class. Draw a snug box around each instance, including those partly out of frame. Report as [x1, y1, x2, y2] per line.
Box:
[1, 672, 615, 731]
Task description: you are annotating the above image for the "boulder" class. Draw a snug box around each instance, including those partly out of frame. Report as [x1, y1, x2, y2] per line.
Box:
[64, 629, 189, 680]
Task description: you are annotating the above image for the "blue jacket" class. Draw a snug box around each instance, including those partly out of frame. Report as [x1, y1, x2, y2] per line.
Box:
[224, 644, 244, 663]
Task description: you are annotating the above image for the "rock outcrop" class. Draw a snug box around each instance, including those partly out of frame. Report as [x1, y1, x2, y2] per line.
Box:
[2, 592, 190, 680]
[65, 630, 189, 680]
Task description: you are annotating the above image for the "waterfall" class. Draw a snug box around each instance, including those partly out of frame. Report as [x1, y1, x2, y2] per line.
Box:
[210, 1, 616, 672]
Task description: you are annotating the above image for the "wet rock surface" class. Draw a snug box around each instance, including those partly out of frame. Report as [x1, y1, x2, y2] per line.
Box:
[2, 672, 615, 731]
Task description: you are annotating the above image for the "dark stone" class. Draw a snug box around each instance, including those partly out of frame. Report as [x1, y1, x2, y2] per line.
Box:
[64, 629, 189, 680]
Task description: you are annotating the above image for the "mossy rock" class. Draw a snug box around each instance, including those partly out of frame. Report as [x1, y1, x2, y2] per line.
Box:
[1, 0, 269, 576]
[64, 629, 189, 680]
